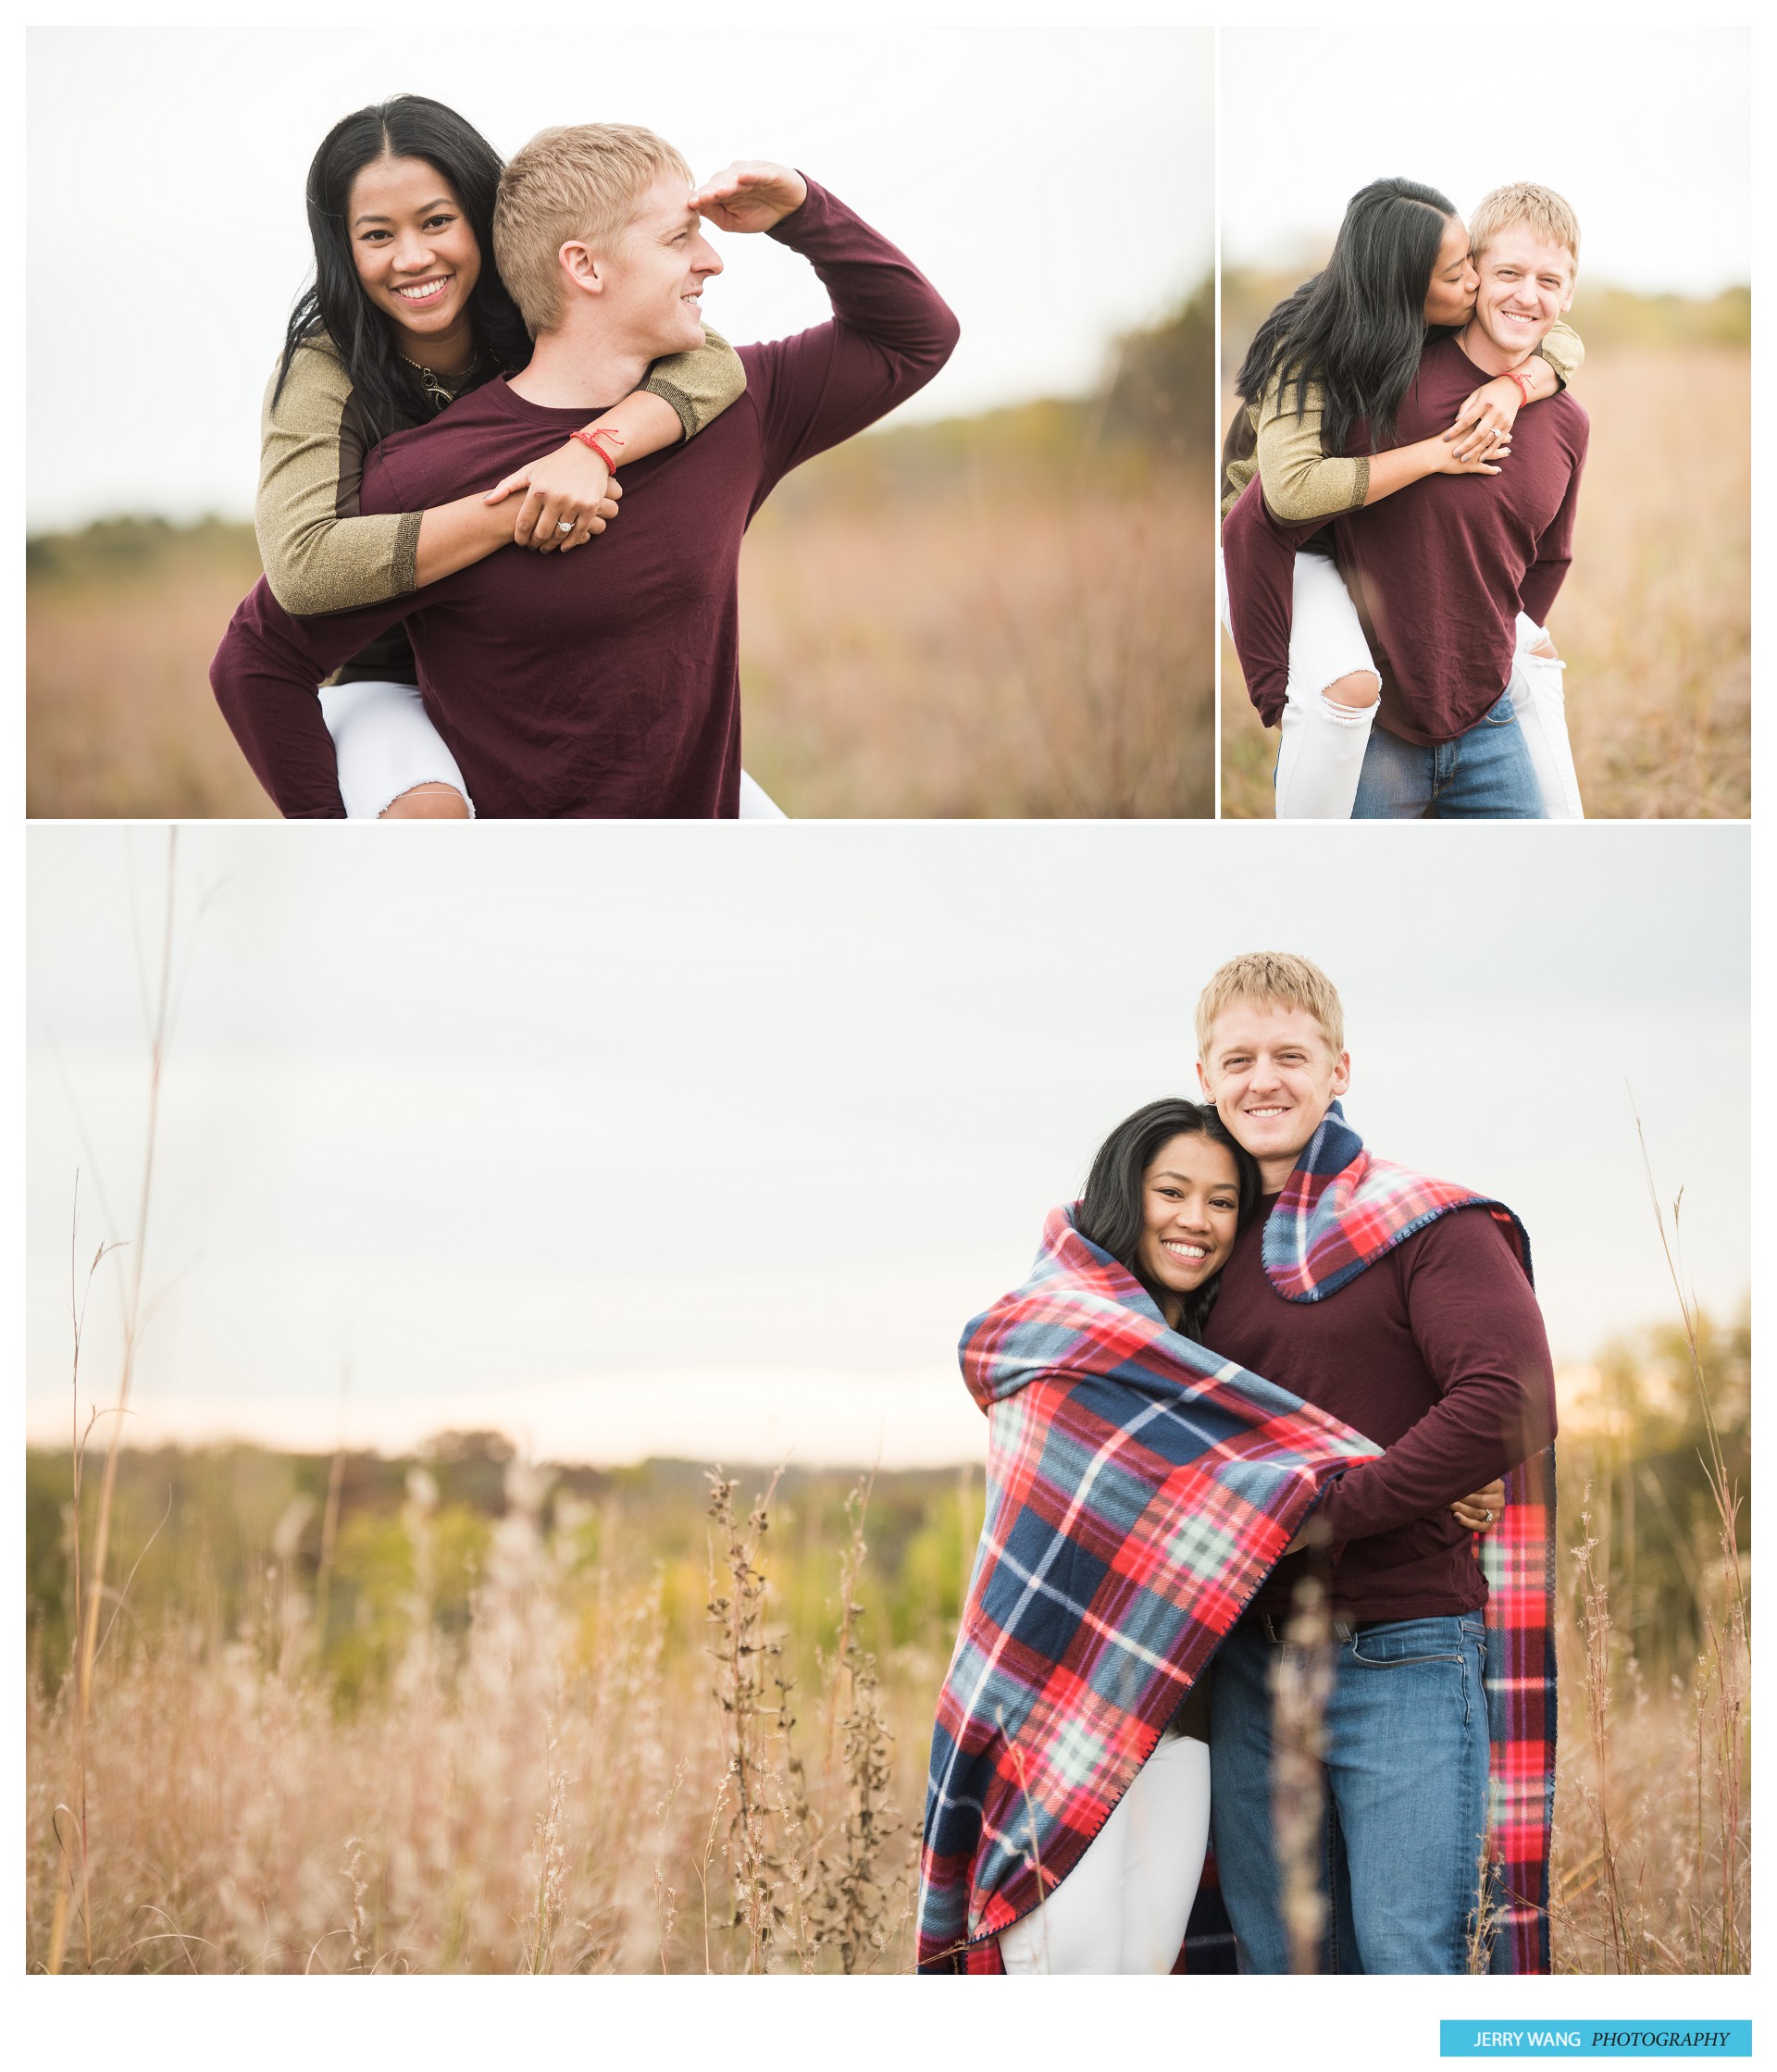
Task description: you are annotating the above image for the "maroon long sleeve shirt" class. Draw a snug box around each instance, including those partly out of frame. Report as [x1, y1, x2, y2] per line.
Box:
[211, 182, 959, 816]
[1200, 1197, 1557, 1623]
[1223, 334, 1589, 743]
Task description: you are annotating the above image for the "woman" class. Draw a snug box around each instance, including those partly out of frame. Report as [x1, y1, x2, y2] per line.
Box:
[916, 1098, 1500, 1975]
[1221, 177, 1583, 820]
[259, 94, 780, 819]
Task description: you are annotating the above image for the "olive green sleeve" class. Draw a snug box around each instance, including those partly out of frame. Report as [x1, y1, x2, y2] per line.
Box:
[1251, 374, 1371, 524]
[255, 339, 422, 616]
[640, 324, 749, 441]
[1535, 318, 1584, 390]
[1220, 402, 1260, 519]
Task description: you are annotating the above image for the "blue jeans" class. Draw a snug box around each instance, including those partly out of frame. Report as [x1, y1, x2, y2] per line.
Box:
[1208, 1614, 1491, 1973]
[1352, 691, 1545, 819]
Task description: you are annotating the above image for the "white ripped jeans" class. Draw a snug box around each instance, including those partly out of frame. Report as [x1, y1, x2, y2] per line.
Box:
[1222, 551, 1584, 821]
[317, 678, 789, 820]
[997, 1731, 1212, 1975]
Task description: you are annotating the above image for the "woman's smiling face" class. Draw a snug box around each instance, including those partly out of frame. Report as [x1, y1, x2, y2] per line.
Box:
[348, 153, 482, 354]
[1136, 1132, 1243, 1323]
[1423, 214, 1479, 327]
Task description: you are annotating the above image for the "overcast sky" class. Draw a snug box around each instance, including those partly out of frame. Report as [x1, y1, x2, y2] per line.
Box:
[1221, 27, 1749, 294]
[26, 25, 1212, 532]
[27, 823, 1749, 1467]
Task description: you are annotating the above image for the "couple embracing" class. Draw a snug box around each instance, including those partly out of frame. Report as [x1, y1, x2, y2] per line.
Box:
[918, 952, 1559, 1976]
[1223, 178, 1591, 820]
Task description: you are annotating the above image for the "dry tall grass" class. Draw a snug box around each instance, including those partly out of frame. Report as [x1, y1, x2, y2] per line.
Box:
[24, 1425, 1748, 1973]
[25, 1457, 935, 1974]
[1549, 1151, 1749, 1975]
[28, 528, 276, 819]
[740, 466, 1212, 817]
[1220, 344, 1751, 819]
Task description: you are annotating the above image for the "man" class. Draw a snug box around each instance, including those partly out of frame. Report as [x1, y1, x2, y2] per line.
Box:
[212, 129, 958, 816]
[1193, 951, 1558, 1972]
[1224, 185, 1589, 819]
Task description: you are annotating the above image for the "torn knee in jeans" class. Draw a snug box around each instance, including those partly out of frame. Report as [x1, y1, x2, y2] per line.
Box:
[1321, 671, 1381, 712]
[379, 782, 471, 820]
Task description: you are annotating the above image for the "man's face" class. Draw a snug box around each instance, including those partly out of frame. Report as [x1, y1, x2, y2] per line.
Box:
[1467, 224, 1576, 358]
[589, 173, 723, 356]
[1196, 1000, 1349, 1181]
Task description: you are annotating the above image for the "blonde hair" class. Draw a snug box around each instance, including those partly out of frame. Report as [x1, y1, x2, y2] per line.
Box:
[1195, 951, 1345, 1060]
[1467, 181, 1581, 276]
[493, 123, 694, 336]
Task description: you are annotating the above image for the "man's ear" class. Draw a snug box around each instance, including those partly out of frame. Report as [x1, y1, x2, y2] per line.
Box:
[558, 241, 603, 301]
[1331, 1049, 1351, 1097]
[1195, 1056, 1212, 1098]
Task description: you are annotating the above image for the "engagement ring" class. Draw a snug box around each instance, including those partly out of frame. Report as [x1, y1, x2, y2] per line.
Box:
[557, 519, 575, 535]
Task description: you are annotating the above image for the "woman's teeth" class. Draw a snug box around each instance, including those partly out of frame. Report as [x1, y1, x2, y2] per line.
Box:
[397, 279, 449, 302]
[1162, 1241, 1209, 1260]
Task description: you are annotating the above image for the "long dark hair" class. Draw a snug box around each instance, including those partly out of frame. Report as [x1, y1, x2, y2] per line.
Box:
[1075, 1098, 1260, 1337]
[274, 94, 534, 442]
[1235, 176, 1460, 453]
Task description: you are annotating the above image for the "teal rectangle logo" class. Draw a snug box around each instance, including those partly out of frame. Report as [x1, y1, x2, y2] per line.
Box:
[1441, 2026, 1750, 2058]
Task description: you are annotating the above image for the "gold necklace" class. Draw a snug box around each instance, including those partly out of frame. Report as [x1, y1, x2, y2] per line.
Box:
[398, 354, 463, 412]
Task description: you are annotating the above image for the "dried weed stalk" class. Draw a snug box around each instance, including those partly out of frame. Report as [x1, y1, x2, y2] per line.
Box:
[1271, 1574, 1335, 1974]
[705, 1470, 792, 1971]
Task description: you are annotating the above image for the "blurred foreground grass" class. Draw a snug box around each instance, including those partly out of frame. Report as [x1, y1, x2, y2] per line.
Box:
[25, 1308, 1747, 1973]
[1217, 277, 1750, 820]
[28, 295, 1213, 820]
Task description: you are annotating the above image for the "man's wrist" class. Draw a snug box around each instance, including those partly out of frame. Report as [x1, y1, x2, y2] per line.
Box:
[766, 170, 814, 233]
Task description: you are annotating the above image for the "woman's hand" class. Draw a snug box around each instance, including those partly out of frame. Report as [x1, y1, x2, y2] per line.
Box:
[692, 162, 809, 234]
[484, 440, 622, 553]
[1445, 376, 1525, 463]
[1431, 430, 1509, 478]
[1450, 1479, 1506, 1532]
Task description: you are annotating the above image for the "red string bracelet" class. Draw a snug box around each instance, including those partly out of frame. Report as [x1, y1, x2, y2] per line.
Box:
[570, 428, 626, 471]
[1505, 366, 1536, 407]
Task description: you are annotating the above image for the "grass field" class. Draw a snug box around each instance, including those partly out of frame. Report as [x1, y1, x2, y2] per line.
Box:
[28, 300, 1215, 821]
[27, 523, 276, 820]
[741, 463, 1210, 817]
[25, 1310, 1748, 1974]
[1219, 343, 1751, 820]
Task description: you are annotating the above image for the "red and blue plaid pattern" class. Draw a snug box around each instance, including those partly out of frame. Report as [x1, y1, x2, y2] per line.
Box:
[1262, 1101, 1533, 1301]
[915, 1207, 1384, 1973]
[1264, 1104, 1556, 1975]
[1475, 1445, 1558, 1973]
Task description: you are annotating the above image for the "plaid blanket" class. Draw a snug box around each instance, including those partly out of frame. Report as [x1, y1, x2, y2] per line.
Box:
[915, 1206, 1384, 1973]
[919, 1106, 1556, 1977]
[1263, 1100, 1533, 1301]
[1261, 1103, 1557, 1976]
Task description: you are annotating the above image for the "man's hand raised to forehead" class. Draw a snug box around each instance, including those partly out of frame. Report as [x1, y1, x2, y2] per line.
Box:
[692, 163, 809, 235]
